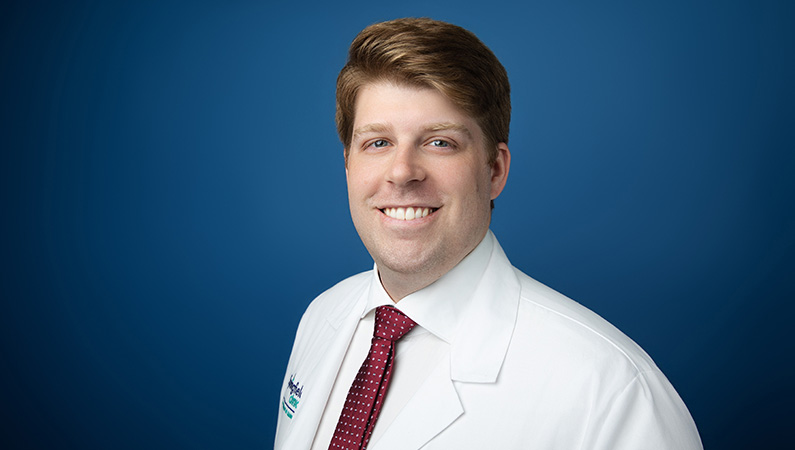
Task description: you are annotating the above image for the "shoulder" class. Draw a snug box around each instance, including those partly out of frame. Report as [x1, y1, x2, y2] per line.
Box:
[283, 270, 372, 376]
[508, 271, 702, 448]
[301, 270, 373, 322]
[297, 270, 372, 330]
[508, 267, 658, 379]
[305, 270, 371, 312]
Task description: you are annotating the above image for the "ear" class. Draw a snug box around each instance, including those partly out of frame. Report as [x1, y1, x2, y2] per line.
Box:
[489, 142, 511, 200]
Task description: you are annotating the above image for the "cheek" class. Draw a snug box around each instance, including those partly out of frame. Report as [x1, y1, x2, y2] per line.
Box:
[451, 165, 492, 200]
[346, 166, 377, 200]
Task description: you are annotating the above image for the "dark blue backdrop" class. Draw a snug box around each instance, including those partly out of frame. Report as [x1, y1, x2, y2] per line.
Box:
[2, 0, 793, 448]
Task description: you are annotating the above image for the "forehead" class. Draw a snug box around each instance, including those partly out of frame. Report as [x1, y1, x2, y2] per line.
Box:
[353, 81, 480, 131]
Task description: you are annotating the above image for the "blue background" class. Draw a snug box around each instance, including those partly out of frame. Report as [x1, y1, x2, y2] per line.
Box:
[2, 0, 793, 448]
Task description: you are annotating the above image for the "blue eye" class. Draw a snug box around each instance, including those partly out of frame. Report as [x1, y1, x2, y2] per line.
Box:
[371, 139, 389, 148]
[430, 139, 450, 148]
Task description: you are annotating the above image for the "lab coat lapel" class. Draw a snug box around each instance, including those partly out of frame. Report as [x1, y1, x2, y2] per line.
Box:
[374, 235, 522, 449]
[451, 237, 520, 382]
[276, 276, 370, 450]
[373, 354, 463, 450]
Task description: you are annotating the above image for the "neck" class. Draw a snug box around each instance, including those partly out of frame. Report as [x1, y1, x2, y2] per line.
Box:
[377, 241, 483, 301]
[377, 266, 448, 302]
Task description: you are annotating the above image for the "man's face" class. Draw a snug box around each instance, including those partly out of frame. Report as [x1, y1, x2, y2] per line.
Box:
[346, 81, 509, 298]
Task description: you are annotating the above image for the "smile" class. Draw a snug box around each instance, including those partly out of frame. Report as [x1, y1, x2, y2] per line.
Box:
[381, 207, 437, 220]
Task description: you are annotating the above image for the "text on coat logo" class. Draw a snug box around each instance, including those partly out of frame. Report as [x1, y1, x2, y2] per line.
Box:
[281, 374, 303, 419]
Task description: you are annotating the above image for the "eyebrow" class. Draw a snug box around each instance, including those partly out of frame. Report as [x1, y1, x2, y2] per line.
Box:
[352, 123, 391, 139]
[352, 122, 473, 140]
[424, 122, 473, 139]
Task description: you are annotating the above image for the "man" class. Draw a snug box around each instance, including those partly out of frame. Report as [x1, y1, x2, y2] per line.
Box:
[276, 18, 702, 450]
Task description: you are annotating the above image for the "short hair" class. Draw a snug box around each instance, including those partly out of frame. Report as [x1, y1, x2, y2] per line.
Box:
[336, 18, 511, 165]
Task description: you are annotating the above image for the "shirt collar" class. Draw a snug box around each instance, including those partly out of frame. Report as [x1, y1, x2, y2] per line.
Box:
[363, 230, 495, 344]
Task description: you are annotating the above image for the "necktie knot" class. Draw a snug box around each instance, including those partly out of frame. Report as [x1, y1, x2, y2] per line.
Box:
[374, 305, 416, 342]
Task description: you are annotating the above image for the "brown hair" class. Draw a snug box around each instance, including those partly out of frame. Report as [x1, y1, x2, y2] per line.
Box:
[336, 18, 511, 164]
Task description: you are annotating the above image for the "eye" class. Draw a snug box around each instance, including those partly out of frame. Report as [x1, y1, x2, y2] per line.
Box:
[429, 139, 451, 148]
[369, 139, 389, 148]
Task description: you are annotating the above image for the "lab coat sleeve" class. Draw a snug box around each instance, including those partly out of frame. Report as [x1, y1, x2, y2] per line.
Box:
[587, 370, 703, 450]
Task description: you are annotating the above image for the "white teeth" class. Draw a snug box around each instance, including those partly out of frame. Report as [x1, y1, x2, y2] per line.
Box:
[383, 207, 435, 220]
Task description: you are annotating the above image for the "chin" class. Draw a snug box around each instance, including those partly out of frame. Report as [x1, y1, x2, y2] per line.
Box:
[374, 246, 423, 267]
[375, 248, 450, 277]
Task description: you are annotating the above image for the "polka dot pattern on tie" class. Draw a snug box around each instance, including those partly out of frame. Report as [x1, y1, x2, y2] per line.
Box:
[328, 305, 416, 450]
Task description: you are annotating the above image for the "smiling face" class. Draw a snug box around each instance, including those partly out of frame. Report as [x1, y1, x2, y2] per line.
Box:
[346, 81, 510, 300]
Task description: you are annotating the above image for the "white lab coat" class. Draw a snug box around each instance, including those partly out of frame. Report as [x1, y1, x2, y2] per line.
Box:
[275, 232, 702, 449]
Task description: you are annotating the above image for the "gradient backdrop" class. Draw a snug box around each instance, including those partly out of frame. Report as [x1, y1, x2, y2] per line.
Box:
[2, 0, 793, 448]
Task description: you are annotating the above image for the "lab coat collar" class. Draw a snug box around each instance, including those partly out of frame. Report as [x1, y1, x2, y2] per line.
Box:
[371, 230, 520, 383]
[371, 231, 520, 450]
[450, 232, 520, 382]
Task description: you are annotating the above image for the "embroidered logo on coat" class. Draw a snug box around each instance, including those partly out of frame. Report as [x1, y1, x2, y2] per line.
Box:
[281, 374, 303, 420]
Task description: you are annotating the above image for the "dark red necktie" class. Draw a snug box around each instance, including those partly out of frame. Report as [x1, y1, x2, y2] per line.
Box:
[328, 305, 417, 450]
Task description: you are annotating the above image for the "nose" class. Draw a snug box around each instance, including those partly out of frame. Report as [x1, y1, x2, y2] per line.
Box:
[386, 145, 426, 186]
